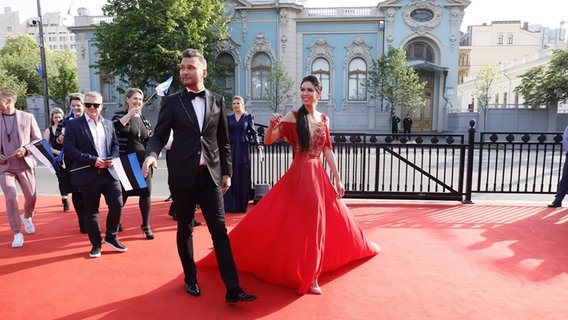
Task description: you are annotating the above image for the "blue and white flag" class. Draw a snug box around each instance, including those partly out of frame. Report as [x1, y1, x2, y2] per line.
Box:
[27, 139, 56, 174]
[112, 153, 147, 191]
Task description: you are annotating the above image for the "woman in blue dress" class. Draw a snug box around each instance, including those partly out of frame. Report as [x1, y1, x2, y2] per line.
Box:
[224, 96, 262, 213]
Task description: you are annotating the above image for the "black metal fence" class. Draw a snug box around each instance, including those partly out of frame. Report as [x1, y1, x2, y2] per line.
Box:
[248, 121, 564, 203]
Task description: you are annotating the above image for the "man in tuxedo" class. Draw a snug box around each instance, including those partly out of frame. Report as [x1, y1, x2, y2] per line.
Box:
[0, 87, 42, 248]
[142, 48, 256, 303]
[63, 91, 126, 258]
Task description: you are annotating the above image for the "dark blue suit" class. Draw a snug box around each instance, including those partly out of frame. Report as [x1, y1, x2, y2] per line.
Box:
[63, 115, 123, 247]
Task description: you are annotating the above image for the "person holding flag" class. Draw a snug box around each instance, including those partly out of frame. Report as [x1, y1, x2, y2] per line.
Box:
[0, 87, 42, 248]
[63, 91, 126, 258]
[55, 93, 87, 233]
[112, 88, 155, 239]
[43, 107, 70, 211]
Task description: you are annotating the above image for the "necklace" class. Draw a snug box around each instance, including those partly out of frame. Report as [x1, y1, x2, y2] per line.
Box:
[2, 113, 16, 143]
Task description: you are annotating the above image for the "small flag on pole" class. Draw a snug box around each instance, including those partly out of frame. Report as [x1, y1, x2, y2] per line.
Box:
[156, 76, 173, 97]
[27, 139, 56, 174]
[112, 153, 147, 191]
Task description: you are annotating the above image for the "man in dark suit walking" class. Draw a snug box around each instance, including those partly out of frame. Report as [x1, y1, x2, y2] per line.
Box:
[142, 49, 256, 303]
[63, 91, 126, 258]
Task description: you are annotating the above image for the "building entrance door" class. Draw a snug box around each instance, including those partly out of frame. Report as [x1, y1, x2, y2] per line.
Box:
[402, 71, 433, 132]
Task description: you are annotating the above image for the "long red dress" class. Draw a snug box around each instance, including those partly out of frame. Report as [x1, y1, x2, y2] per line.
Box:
[197, 111, 380, 294]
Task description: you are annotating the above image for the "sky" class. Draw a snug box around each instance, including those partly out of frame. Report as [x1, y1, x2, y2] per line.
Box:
[1, 0, 567, 31]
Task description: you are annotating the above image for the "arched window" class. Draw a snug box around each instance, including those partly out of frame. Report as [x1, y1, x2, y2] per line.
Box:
[216, 53, 235, 96]
[348, 58, 367, 101]
[251, 52, 271, 100]
[311, 58, 330, 100]
[406, 42, 434, 62]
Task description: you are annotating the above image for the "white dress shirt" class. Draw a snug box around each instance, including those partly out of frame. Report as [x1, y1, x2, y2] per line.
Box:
[86, 115, 107, 159]
[189, 89, 207, 165]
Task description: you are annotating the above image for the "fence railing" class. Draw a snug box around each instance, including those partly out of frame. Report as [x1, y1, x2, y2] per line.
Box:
[247, 121, 565, 202]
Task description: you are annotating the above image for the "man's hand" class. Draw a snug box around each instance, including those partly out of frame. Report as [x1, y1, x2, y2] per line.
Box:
[0, 155, 6, 164]
[221, 175, 231, 194]
[142, 156, 158, 178]
[94, 158, 108, 168]
[14, 147, 27, 158]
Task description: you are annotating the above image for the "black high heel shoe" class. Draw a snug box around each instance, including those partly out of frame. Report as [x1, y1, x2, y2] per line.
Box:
[141, 225, 154, 240]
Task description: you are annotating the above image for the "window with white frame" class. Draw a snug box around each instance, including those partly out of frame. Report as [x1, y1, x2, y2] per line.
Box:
[348, 58, 367, 101]
[216, 53, 236, 96]
[251, 52, 271, 100]
[311, 58, 330, 100]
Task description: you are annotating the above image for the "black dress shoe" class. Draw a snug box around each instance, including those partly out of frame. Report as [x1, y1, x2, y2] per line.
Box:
[104, 237, 128, 252]
[548, 201, 562, 207]
[185, 283, 200, 296]
[225, 289, 257, 303]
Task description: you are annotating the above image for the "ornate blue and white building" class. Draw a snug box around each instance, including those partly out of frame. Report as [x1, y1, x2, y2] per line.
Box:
[71, 0, 471, 133]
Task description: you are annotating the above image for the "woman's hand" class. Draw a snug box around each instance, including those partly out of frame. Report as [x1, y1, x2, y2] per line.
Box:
[335, 181, 345, 199]
[269, 113, 282, 127]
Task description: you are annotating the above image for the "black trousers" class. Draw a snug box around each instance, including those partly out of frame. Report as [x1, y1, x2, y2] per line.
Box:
[78, 169, 123, 247]
[171, 167, 240, 293]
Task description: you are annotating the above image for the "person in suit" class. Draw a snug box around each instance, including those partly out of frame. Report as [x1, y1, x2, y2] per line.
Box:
[63, 91, 126, 258]
[391, 112, 401, 140]
[0, 87, 42, 248]
[142, 48, 257, 303]
[403, 113, 413, 134]
[56, 93, 87, 233]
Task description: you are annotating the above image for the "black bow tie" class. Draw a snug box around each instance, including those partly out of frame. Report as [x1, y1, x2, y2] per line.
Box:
[188, 90, 205, 100]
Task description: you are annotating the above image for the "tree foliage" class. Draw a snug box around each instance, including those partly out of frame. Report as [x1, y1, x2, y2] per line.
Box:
[515, 48, 568, 108]
[265, 61, 295, 112]
[48, 50, 79, 108]
[95, 0, 229, 93]
[367, 46, 425, 113]
[0, 35, 78, 110]
[473, 64, 501, 130]
[0, 35, 43, 99]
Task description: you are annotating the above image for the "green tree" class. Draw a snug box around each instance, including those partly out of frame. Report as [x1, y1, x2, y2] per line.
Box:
[0, 35, 43, 98]
[0, 35, 78, 111]
[515, 48, 568, 108]
[473, 64, 501, 130]
[367, 46, 425, 114]
[47, 50, 79, 109]
[265, 61, 295, 112]
[95, 0, 229, 93]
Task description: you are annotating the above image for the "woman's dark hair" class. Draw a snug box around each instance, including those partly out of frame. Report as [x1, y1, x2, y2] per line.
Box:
[297, 75, 322, 153]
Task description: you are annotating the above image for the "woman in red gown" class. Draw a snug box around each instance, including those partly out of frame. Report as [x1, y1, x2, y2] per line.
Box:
[198, 75, 379, 294]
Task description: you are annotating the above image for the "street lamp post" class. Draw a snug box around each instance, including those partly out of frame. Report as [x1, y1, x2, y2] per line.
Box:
[36, 0, 50, 128]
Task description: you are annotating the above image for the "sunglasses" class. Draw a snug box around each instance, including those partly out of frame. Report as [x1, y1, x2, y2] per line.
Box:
[84, 103, 101, 108]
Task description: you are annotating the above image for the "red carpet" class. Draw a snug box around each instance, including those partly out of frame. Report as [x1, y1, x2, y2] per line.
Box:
[1, 196, 567, 319]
